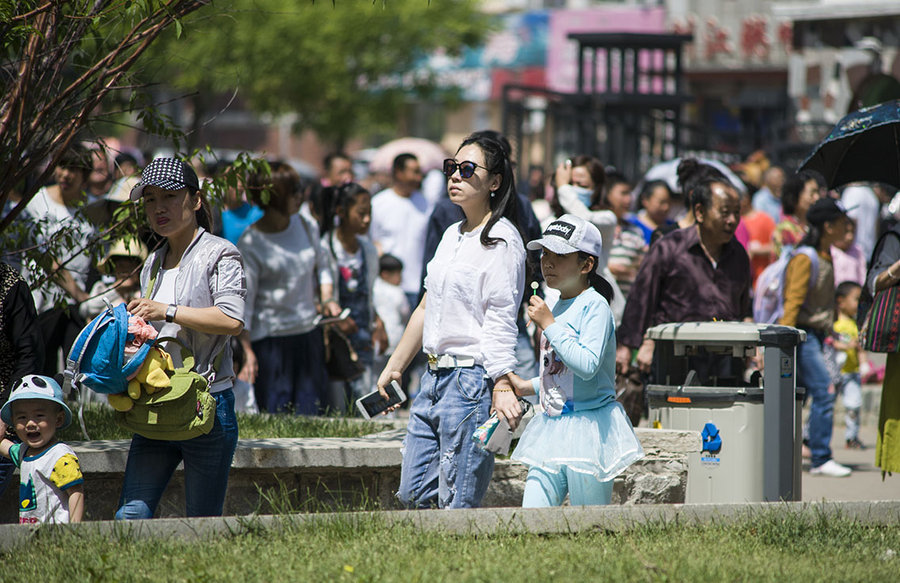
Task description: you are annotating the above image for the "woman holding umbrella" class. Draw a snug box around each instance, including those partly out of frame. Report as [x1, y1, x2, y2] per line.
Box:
[800, 98, 900, 477]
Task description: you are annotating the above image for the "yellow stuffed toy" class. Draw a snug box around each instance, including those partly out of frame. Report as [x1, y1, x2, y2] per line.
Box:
[107, 392, 134, 412]
[135, 347, 174, 394]
[107, 346, 175, 410]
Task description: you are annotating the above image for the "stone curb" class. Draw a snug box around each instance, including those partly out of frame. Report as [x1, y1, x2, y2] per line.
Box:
[1, 500, 898, 552]
[65, 427, 698, 473]
[2, 428, 699, 522]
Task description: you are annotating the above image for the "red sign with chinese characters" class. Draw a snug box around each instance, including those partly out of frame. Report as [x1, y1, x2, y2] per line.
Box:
[671, 15, 793, 64]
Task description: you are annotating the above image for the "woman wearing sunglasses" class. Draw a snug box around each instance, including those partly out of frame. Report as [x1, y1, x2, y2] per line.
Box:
[376, 132, 526, 508]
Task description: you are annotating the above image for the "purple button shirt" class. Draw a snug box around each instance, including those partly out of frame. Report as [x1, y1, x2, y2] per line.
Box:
[617, 226, 752, 348]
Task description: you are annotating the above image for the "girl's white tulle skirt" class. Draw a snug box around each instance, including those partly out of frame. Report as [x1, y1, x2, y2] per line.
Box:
[511, 401, 644, 482]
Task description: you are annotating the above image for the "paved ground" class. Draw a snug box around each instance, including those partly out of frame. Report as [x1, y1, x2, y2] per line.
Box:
[803, 355, 897, 501]
[802, 397, 898, 502]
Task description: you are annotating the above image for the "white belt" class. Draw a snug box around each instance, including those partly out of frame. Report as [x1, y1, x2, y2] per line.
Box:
[427, 354, 476, 370]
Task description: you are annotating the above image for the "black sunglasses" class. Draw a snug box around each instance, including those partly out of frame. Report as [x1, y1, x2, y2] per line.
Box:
[443, 159, 489, 179]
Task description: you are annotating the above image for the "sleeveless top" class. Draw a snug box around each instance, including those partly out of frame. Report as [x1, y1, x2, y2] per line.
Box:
[334, 244, 372, 359]
[796, 252, 835, 333]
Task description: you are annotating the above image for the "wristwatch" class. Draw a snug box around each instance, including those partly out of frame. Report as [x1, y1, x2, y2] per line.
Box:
[165, 304, 178, 323]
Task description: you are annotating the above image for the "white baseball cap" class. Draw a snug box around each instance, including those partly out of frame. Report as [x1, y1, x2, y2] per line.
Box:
[527, 214, 614, 299]
[527, 214, 604, 270]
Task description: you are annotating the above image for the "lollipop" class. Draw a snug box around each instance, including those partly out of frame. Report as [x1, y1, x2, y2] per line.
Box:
[531, 281, 539, 296]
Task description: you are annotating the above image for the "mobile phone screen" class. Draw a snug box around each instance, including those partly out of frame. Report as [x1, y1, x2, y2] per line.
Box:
[356, 381, 406, 418]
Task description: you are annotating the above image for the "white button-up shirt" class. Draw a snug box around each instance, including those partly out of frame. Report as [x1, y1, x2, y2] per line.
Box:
[422, 218, 525, 381]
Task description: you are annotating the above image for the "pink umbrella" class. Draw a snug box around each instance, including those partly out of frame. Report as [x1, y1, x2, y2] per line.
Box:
[369, 137, 448, 174]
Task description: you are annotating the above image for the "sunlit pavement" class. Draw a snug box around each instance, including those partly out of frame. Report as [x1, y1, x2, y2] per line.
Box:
[802, 386, 898, 502]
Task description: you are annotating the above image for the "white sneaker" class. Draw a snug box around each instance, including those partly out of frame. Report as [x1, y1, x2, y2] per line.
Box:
[809, 459, 851, 477]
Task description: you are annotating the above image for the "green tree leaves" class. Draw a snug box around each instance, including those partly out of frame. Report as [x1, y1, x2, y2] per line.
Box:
[145, 0, 489, 147]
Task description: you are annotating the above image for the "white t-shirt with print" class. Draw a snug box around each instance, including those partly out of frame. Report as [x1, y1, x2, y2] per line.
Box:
[10, 441, 83, 524]
[331, 239, 364, 294]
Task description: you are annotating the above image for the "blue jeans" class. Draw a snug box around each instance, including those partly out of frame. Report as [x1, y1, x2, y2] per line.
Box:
[253, 330, 329, 415]
[398, 365, 494, 508]
[797, 330, 835, 468]
[116, 389, 239, 519]
[522, 466, 613, 507]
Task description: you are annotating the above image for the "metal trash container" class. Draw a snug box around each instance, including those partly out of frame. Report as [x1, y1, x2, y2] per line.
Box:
[645, 322, 805, 503]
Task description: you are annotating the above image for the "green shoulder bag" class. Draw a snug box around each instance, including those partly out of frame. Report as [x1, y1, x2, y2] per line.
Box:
[116, 337, 217, 440]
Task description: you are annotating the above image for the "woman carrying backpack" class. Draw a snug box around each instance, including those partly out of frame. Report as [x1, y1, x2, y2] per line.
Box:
[779, 197, 852, 478]
[119, 158, 245, 519]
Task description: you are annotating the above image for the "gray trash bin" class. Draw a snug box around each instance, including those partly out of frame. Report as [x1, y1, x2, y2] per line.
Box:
[645, 322, 805, 503]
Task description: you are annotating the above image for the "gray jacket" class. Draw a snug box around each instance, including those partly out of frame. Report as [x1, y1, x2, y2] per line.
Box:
[142, 228, 246, 392]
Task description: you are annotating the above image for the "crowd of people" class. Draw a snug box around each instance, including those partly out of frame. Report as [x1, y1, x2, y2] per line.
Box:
[1, 132, 898, 524]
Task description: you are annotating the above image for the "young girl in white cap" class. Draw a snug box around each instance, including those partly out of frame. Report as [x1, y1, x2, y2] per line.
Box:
[509, 214, 643, 506]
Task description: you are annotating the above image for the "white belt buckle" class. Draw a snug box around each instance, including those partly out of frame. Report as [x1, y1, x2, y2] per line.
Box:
[427, 354, 474, 370]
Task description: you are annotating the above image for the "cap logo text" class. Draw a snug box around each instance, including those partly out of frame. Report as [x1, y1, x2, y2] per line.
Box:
[544, 221, 575, 240]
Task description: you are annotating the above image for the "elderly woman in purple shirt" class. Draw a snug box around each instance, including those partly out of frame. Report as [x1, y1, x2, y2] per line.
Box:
[616, 170, 751, 374]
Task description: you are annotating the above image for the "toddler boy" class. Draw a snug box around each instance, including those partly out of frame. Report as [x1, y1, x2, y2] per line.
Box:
[373, 254, 410, 359]
[832, 281, 867, 449]
[0, 375, 84, 523]
[373, 255, 411, 396]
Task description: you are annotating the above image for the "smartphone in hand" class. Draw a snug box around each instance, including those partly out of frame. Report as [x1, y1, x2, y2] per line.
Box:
[314, 307, 351, 327]
[356, 380, 407, 418]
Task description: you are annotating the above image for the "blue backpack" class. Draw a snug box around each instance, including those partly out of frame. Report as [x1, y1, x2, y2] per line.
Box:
[752, 246, 819, 324]
[64, 302, 156, 395]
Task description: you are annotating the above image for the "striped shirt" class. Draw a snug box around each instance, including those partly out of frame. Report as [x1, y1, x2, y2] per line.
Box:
[607, 221, 647, 298]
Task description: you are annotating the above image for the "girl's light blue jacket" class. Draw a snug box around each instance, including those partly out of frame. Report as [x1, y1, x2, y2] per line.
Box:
[531, 287, 616, 412]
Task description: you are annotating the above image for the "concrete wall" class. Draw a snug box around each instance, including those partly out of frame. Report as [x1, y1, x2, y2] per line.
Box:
[0, 428, 699, 523]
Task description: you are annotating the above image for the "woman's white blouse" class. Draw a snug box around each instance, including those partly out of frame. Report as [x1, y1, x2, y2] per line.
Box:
[422, 217, 525, 381]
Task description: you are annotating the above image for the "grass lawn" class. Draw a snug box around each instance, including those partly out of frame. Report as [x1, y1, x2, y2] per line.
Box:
[1, 510, 898, 581]
[57, 405, 388, 441]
